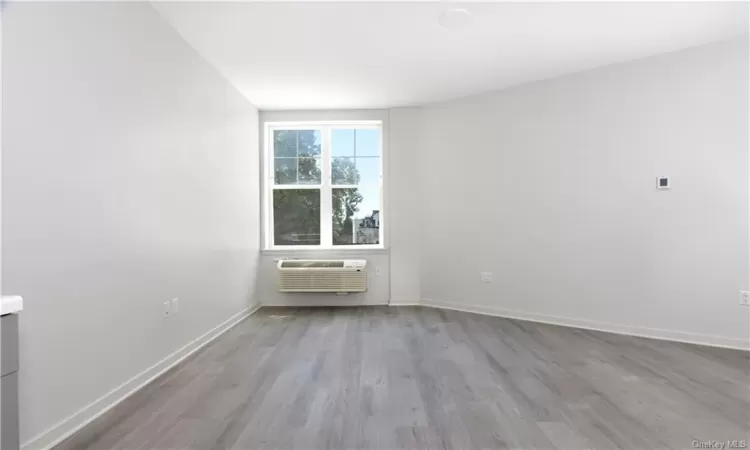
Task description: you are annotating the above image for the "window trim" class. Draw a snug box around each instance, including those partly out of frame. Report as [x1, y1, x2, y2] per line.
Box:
[263, 120, 385, 250]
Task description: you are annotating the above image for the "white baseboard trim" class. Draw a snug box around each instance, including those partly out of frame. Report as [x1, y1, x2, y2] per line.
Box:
[388, 298, 421, 306]
[261, 299, 387, 307]
[23, 304, 262, 450]
[419, 299, 749, 351]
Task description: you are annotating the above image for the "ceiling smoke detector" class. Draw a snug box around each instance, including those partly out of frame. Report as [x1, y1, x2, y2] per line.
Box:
[438, 8, 472, 29]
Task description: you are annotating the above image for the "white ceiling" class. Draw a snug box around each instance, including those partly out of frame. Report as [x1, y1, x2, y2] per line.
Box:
[154, 2, 749, 110]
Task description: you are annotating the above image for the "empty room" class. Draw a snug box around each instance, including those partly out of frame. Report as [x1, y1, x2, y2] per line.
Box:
[0, 1, 748, 449]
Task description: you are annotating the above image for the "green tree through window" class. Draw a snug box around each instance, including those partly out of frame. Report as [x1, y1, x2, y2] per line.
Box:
[273, 129, 369, 245]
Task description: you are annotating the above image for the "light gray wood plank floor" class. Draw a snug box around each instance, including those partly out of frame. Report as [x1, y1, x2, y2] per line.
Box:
[55, 306, 749, 450]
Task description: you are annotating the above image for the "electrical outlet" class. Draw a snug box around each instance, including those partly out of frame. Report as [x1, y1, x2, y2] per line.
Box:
[480, 272, 493, 283]
[163, 301, 171, 318]
[740, 291, 750, 306]
[171, 298, 179, 314]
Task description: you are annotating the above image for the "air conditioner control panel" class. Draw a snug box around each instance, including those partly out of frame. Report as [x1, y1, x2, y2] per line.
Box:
[343, 260, 367, 270]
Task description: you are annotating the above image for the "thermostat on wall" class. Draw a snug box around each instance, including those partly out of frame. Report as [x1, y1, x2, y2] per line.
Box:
[656, 176, 670, 189]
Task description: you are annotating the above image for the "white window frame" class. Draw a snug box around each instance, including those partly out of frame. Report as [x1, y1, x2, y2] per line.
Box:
[264, 120, 384, 250]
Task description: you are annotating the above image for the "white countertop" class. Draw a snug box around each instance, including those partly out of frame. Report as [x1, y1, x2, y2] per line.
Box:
[0, 295, 23, 315]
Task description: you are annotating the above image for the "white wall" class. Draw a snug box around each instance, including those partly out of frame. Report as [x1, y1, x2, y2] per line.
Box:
[388, 108, 422, 304]
[256, 108, 428, 306]
[2, 2, 261, 447]
[417, 39, 749, 349]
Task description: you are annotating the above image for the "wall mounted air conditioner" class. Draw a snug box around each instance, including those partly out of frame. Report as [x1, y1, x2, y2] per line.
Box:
[277, 260, 367, 293]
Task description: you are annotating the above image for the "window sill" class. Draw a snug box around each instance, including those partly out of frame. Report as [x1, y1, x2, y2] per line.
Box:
[262, 246, 388, 256]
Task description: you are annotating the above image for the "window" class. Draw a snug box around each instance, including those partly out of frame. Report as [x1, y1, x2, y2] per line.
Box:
[265, 121, 383, 249]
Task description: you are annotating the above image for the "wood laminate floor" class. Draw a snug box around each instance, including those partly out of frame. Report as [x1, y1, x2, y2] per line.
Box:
[56, 306, 749, 450]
